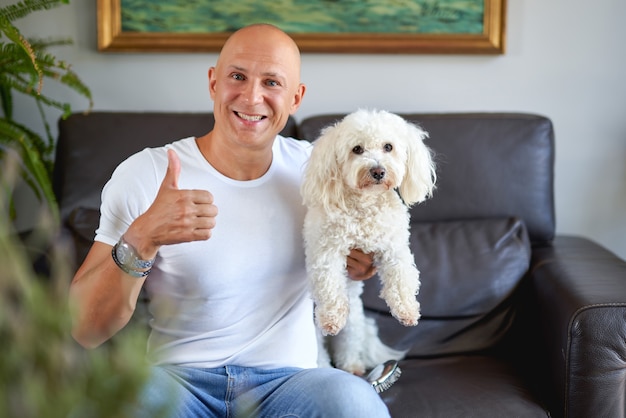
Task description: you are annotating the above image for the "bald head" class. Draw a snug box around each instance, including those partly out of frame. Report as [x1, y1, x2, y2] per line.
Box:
[216, 24, 302, 84]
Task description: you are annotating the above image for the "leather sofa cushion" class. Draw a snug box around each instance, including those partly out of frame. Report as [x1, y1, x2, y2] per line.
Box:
[382, 356, 547, 417]
[65, 207, 100, 267]
[362, 217, 531, 356]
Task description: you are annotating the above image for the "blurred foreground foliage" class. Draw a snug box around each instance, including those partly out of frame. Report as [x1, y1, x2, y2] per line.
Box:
[0, 155, 167, 418]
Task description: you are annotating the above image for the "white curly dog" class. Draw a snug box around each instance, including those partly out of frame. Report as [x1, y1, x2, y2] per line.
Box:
[301, 109, 436, 374]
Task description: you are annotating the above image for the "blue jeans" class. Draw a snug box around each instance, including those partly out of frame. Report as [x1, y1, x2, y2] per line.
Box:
[139, 365, 390, 417]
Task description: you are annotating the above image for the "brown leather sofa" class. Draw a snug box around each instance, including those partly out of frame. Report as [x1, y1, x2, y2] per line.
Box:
[53, 112, 626, 418]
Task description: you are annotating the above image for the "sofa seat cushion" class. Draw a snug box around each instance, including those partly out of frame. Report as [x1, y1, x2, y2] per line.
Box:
[363, 217, 531, 356]
[382, 356, 548, 417]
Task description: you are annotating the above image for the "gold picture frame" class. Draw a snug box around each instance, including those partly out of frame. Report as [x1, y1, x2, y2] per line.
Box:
[97, 0, 506, 54]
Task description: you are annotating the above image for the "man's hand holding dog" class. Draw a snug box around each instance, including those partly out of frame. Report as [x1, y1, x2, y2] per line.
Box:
[347, 249, 377, 281]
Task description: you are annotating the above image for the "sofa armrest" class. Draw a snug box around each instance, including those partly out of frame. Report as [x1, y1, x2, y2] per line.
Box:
[531, 236, 626, 418]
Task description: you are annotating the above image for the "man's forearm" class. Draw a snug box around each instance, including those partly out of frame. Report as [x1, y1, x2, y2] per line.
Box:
[69, 244, 146, 348]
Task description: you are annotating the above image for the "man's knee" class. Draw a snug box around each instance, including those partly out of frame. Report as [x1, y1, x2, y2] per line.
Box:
[296, 368, 390, 417]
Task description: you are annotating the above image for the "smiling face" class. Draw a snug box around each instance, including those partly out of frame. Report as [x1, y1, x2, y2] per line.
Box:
[208, 24, 305, 152]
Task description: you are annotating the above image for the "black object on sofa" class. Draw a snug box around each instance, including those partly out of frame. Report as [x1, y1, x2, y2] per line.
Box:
[53, 112, 626, 418]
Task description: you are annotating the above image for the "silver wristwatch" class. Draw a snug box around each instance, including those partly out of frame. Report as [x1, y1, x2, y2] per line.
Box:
[112, 235, 155, 277]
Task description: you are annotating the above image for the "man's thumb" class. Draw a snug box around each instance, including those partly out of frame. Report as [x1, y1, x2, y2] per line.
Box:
[163, 148, 181, 189]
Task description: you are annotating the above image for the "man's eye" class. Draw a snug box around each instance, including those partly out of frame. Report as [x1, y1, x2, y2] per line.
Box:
[231, 73, 245, 81]
[384, 143, 393, 152]
[352, 145, 364, 155]
[266, 80, 279, 87]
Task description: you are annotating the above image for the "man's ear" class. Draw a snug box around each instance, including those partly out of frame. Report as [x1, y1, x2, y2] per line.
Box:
[208, 67, 217, 100]
[290, 83, 306, 114]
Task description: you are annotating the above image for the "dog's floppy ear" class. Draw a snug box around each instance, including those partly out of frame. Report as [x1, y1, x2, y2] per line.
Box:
[301, 123, 347, 211]
[399, 123, 436, 207]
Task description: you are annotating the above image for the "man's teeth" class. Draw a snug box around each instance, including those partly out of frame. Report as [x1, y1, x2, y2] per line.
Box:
[237, 112, 263, 121]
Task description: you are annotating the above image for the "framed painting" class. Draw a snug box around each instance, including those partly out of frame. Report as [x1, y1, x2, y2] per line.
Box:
[97, 0, 506, 54]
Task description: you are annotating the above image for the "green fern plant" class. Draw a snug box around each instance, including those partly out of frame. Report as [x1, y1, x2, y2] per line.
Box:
[0, 0, 92, 224]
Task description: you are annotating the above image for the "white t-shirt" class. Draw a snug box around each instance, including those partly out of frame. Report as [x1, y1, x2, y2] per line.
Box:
[95, 135, 318, 369]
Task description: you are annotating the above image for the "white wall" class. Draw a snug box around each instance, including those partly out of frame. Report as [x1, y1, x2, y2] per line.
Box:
[8, 0, 626, 260]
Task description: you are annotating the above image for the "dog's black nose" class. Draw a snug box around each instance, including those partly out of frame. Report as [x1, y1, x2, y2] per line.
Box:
[370, 167, 386, 181]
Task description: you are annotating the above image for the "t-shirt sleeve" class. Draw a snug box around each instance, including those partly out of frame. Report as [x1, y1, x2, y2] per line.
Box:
[95, 148, 164, 246]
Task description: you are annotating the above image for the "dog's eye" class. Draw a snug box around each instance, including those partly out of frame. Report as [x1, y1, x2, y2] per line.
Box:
[384, 143, 393, 152]
[352, 145, 364, 155]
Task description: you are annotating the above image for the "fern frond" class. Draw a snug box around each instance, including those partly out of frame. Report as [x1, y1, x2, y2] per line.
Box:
[0, 118, 58, 222]
[0, 57, 41, 100]
[0, 116, 52, 171]
[59, 69, 93, 111]
[16, 133, 58, 221]
[1, 72, 64, 127]
[2, 41, 93, 114]
[0, 120, 45, 198]
[0, 0, 68, 23]
[0, 109, 52, 162]
[27, 37, 72, 50]
[0, 16, 42, 93]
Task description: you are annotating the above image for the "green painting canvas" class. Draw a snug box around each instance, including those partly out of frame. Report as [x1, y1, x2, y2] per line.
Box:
[120, 0, 485, 35]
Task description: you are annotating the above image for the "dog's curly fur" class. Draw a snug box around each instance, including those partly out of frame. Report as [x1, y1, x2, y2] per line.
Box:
[301, 109, 436, 374]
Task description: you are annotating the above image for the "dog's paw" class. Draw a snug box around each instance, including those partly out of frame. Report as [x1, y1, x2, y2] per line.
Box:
[391, 300, 421, 327]
[315, 303, 349, 336]
[321, 323, 342, 336]
[397, 315, 420, 327]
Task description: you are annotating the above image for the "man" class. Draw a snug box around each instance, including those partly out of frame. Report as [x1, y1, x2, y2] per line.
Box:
[69, 24, 390, 417]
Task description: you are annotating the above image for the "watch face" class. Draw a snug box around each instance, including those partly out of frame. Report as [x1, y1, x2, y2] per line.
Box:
[117, 239, 154, 270]
[116, 242, 132, 265]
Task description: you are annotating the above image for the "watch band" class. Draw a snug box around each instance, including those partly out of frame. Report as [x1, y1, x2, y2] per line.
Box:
[112, 236, 156, 278]
[111, 246, 151, 278]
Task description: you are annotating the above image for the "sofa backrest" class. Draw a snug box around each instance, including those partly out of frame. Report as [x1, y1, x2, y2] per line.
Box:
[53, 112, 297, 223]
[54, 111, 554, 266]
[297, 113, 556, 245]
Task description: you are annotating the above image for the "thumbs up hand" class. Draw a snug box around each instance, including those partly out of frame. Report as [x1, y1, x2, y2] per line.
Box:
[123, 149, 218, 260]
